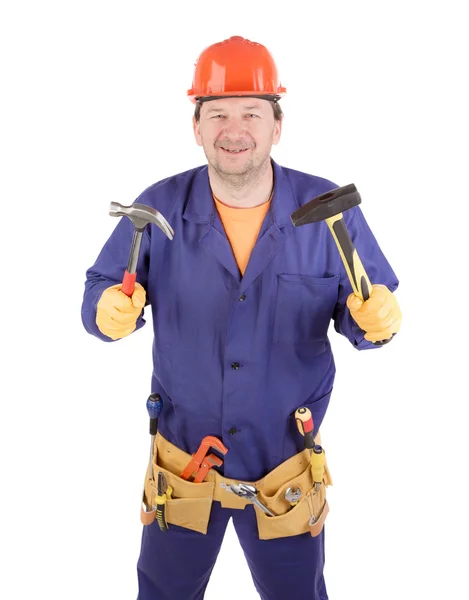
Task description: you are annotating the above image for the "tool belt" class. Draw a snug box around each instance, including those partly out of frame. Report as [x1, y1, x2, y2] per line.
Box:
[141, 432, 333, 540]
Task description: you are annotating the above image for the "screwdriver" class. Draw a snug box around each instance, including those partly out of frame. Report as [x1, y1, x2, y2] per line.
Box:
[295, 406, 325, 491]
[295, 406, 316, 449]
[146, 393, 163, 480]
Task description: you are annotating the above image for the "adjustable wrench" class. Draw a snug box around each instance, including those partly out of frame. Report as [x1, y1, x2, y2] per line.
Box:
[285, 486, 302, 506]
[230, 483, 275, 517]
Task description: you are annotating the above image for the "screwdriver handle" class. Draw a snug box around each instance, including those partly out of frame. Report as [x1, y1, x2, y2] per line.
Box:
[310, 445, 326, 488]
[295, 407, 315, 449]
[146, 393, 163, 435]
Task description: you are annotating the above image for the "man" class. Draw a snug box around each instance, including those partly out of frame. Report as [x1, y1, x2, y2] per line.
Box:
[81, 36, 401, 600]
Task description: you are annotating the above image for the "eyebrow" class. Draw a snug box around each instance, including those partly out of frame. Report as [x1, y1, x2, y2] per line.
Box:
[206, 104, 262, 114]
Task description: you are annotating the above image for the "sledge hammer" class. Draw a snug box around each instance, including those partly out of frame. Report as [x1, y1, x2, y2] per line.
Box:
[290, 184, 391, 346]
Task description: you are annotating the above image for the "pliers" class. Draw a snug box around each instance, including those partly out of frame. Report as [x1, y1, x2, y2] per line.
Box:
[156, 471, 173, 531]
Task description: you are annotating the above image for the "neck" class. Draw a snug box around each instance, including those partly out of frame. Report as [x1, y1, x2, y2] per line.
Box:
[208, 159, 274, 208]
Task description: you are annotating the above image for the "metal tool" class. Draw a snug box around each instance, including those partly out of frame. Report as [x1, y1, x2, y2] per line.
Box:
[310, 446, 326, 492]
[285, 486, 302, 506]
[295, 406, 316, 449]
[290, 184, 392, 345]
[294, 406, 325, 491]
[230, 483, 276, 517]
[156, 471, 172, 531]
[146, 393, 162, 480]
[109, 201, 174, 296]
[180, 436, 228, 483]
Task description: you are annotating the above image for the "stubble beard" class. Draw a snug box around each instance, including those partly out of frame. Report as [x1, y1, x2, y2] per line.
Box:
[209, 151, 270, 190]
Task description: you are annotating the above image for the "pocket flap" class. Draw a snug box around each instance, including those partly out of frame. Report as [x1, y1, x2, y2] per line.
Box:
[165, 497, 213, 534]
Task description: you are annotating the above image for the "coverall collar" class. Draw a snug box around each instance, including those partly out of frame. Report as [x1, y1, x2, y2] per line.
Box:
[183, 159, 299, 228]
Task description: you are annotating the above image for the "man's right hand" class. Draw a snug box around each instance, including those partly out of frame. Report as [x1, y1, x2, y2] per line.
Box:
[96, 282, 146, 340]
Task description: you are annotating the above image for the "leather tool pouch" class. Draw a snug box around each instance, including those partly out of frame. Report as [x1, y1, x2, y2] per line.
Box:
[140, 433, 332, 540]
[141, 435, 215, 534]
[253, 455, 332, 540]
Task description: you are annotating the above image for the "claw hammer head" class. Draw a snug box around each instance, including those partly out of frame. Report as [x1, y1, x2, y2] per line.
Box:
[109, 201, 174, 240]
[290, 184, 361, 226]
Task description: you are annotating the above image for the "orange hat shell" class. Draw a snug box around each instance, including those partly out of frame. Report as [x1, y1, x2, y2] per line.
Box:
[187, 36, 286, 103]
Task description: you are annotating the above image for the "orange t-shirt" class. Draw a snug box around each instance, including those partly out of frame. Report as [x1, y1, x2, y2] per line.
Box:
[213, 195, 271, 275]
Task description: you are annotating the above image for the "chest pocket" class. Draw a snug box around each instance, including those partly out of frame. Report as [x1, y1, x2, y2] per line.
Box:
[272, 274, 340, 344]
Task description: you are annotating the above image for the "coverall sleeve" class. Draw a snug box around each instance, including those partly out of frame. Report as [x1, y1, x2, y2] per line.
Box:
[332, 206, 399, 350]
[81, 214, 151, 342]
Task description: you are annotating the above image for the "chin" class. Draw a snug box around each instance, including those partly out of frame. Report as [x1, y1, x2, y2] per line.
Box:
[221, 164, 252, 176]
[211, 156, 250, 174]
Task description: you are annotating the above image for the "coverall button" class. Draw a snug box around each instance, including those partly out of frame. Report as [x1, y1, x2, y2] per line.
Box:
[239, 294, 246, 301]
[228, 427, 237, 435]
[231, 362, 240, 370]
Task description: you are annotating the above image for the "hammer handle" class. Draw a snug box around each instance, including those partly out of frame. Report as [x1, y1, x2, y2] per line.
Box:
[121, 270, 137, 297]
[325, 214, 372, 301]
[326, 214, 392, 346]
[121, 229, 143, 296]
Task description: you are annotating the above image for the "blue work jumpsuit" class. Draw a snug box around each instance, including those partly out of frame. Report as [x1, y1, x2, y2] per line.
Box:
[82, 159, 398, 600]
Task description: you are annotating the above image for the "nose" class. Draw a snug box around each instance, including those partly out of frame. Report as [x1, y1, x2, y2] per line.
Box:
[221, 116, 247, 138]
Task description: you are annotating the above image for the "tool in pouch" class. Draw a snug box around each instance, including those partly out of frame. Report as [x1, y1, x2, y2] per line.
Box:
[229, 483, 276, 517]
[156, 471, 173, 531]
[295, 406, 329, 536]
[180, 435, 228, 483]
[142, 393, 174, 532]
[290, 184, 394, 346]
[285, 486, 302, 507]
[295, 406, 326, 491]
[141, 394, 163, 518]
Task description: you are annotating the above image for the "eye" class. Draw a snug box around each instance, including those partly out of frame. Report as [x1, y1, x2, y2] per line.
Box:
[247, 113, 260, 118]
[211, 114, 225, 119]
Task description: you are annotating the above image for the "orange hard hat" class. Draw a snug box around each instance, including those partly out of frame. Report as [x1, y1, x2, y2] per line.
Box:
[187, 36, 286, 104]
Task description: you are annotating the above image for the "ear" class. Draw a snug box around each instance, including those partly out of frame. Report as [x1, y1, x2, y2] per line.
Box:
[272, 118, 282, 146]
[193, 116, 203, 147]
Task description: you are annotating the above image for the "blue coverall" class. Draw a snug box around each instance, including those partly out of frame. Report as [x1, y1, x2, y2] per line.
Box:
[82, 159, 398, 600]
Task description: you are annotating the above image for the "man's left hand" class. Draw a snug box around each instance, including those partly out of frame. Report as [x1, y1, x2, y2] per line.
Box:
[346, 285, 402, 343]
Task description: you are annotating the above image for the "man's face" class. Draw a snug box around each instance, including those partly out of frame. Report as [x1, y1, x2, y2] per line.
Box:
[193, 97, 282, 182]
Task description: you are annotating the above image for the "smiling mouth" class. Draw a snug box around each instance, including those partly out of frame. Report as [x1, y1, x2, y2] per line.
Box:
[220, 147, 250, 154]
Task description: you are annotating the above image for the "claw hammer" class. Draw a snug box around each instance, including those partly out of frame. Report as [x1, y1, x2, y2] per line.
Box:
[109, 202, 174, 296]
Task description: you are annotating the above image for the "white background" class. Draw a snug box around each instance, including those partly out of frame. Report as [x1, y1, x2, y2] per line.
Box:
[1, 1, 468, 599]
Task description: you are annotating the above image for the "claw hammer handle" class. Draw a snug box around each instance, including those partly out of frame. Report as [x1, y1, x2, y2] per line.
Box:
[121, 229, 143, 296]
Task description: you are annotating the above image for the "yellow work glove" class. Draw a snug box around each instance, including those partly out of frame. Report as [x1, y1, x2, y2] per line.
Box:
[346, 284, 402, 343]
[96, 282, 146, 340]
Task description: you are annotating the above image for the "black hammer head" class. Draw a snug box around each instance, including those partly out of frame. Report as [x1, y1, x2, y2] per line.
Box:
[290, 184, 361, 226]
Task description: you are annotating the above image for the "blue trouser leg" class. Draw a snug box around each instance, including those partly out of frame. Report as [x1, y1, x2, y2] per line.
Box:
[137, 502, 327, 600]
[136, 502, 231, 600]
[232, 505, 328, 600]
